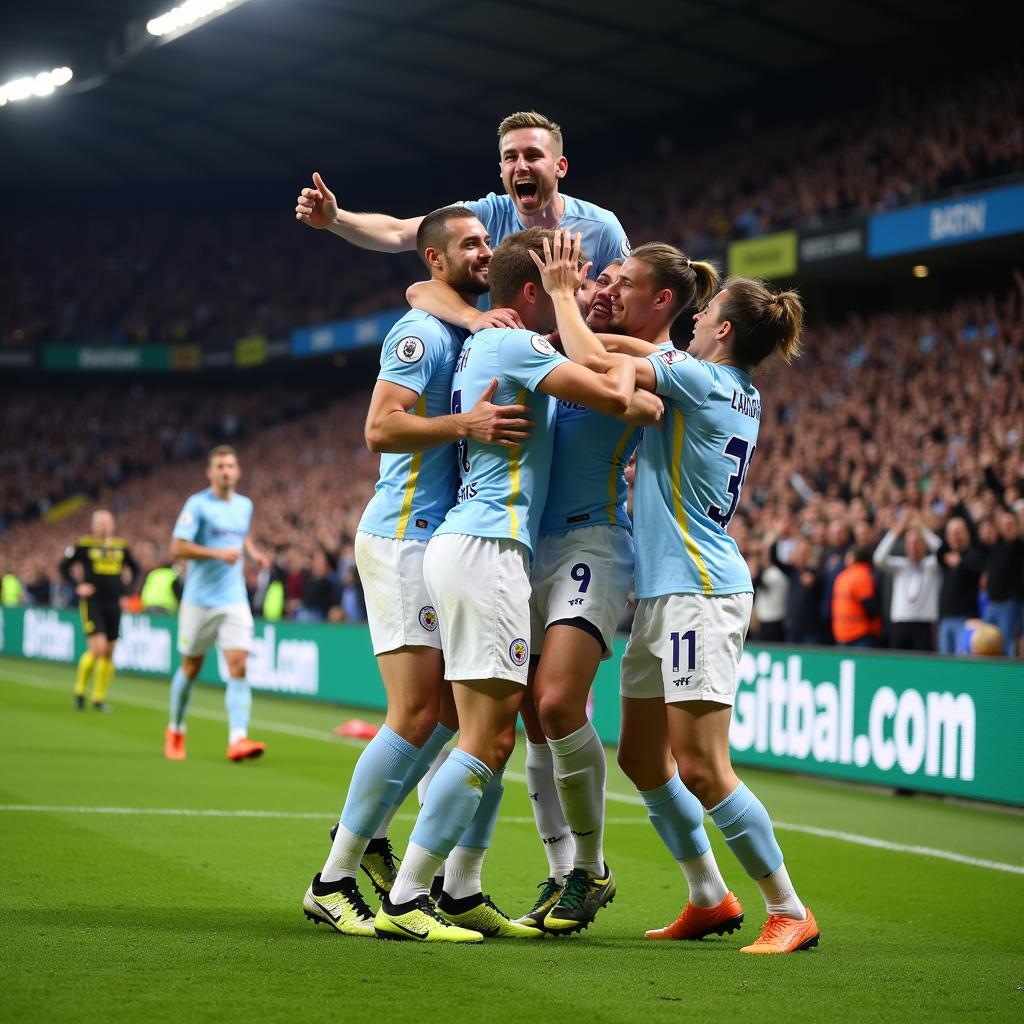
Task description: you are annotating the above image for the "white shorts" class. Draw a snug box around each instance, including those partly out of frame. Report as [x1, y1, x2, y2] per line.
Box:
[529, 525, 634, 660]
[177, 601, 254, 658]
[355, 532, 442, 656]
[423, 533, 532, 685]
[620, 592, 753, 705]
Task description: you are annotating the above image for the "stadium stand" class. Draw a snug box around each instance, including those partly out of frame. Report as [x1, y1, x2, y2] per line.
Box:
[3, 280, 1021, 650]
[2, 64, 1020, 348]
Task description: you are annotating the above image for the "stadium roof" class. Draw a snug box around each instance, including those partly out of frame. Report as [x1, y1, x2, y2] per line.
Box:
[0, 0, 991, 186]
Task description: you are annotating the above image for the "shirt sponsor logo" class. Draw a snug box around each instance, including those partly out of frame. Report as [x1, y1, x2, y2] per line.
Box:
[395, 336, 425, 364]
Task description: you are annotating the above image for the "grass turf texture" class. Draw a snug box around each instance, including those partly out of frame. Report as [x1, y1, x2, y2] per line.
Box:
[1, 657, 1022, 1024]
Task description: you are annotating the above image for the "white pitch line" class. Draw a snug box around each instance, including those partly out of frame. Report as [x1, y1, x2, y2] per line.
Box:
[0, 804, 642, 828]
[4, 663, 1023, 877]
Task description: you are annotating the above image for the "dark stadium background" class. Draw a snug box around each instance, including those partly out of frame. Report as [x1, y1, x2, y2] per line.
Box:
[1, 0, 1021, 652]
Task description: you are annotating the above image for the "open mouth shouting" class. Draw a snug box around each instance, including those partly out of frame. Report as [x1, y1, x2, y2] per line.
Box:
[513, 177, 540, 206]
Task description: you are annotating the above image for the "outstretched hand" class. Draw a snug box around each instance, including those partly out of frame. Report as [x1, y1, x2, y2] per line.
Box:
[463, 378, 533, 448]
[295, 171, 338, 229]
[528, 229, 592, 298]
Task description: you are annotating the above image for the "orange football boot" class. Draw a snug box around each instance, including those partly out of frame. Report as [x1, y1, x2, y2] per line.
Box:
[740, 908, 819, 954]
[164, 726, 186, 760]
[227, 737, 266, 762]
[645, 892, 744, 940]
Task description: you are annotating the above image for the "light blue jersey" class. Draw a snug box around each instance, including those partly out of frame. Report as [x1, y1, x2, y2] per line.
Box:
[633, 350, 761, 598]
[173, 489, 253, 607]
[358, 310, 467, 541]
[466, 192, 630, 278]
[540, 403, 638, 535]
[434, 328, 568, 557]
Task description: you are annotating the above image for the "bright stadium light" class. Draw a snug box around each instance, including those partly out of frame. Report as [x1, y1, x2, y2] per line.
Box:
[0, 66, 73, 107]
[912, 265, 930, 278]
[147, 0, 251, 39]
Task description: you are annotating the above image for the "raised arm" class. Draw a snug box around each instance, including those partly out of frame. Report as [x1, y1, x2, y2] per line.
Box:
[406, 279, 523, 332]
[872, 528, 901, 571]
[295, 172, 422, 253]
[364, 378, 532, 454]
[530, 231, 657, 393]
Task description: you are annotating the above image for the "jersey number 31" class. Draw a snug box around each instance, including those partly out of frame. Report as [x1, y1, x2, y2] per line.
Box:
[707, 435, 754, 528]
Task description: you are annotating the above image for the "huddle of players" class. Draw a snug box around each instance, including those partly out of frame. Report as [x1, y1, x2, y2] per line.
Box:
[295, 111, 821, 953]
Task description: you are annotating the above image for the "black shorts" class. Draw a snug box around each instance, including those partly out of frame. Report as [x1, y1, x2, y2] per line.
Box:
[80, 598, 122, 642]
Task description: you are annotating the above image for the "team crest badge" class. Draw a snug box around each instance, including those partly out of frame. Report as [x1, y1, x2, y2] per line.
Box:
[509, 637, 529, 666]
[418, 606, 438, 631]
[396, 336, 425, 364]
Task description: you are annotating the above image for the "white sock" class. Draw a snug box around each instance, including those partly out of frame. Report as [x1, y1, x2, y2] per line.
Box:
[228, 727, 246, 744]
[548, 722, 606, 875]
[756, 863, 805, 920]
[390, 841, 445, 905]
[443, 846, 486, 900]
[525, 740, 574, 882]
[417, 747, 449, 807]
[320, 822, 370, 884]
[677, 850, 729, 908]
[373, 803, 399, 841]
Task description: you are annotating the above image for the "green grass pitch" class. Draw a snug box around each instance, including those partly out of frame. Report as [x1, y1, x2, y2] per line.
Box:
[1, 656, 1022, 1024]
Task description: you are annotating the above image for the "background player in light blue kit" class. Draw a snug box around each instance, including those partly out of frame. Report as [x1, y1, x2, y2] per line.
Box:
[164, 446, 269, 763]
[373, 228, 638, 943]
[295, 110, 629, 329]
[545, 231, 821, 955]
[303, 207, 536, 939]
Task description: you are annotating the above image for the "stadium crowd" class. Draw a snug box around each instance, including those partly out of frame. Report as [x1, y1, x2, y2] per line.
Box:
[2, 279, 1021, 654]
[2, 64, 1020, 349]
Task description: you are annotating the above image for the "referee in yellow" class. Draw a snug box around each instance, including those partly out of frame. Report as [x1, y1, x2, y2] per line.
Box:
[60, 510, 140, 712]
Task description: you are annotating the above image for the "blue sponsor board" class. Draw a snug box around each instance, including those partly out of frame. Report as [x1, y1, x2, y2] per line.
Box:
[868, 183, 1024, 258]
[290, 306, 406, 358]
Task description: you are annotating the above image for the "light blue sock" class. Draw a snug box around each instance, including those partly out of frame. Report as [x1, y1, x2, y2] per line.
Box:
[168, 668, 194, 730]
[410, 749, 492, 858]
[641, 773, 712, 860]
[456, 767, 505, 849]
[708, 782, 784, 879]
[398, 723, 455, 804]
[339, 725, 421, 838]
[224, 678, 253, 740]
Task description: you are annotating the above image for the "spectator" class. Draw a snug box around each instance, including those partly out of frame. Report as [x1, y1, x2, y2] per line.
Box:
[748, 539, 787, 642]
[771, 533, 825, 645]
[937, 517, 986, 654]
[981, 510, 1024, 656]
[873, 510, 942, 651]
[831, 546, 882, 648]
[297, 549, 340, 623]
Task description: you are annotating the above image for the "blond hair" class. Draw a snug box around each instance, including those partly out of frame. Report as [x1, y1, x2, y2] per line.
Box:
[630, 242, 719, 320]
[718, 277, 804, 369]
[497, 111, 563, 157]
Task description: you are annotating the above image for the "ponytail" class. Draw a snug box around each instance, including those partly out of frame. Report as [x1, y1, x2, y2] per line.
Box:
[718, 277, 804, 369]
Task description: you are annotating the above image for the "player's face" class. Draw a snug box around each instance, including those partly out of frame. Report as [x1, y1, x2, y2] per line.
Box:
[207, 455, 240, 492]
[689, 290, 728, 360]
[441, 217, 493, 296]
[607, 257, 663, 334]
[91, 511, 114, 538]
[500, 128, 566, 216]
[586, 263, 621, 331]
